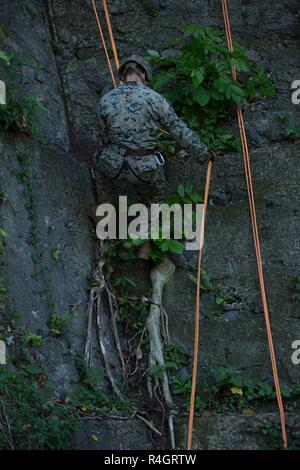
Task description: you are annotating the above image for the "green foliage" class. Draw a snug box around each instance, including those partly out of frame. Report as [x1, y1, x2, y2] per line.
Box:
[166, 183, 204, 205]
[149, 344, 187, 379]
[277, 111, 288, 121]
[103, 183, 206, 265]
[149, 182, 204, 261]
[165, 343, 189, 366]
[160, 342, 207, 411]
[189, 269, 235, 312]
[209, 366, 291, 410]
[0, 273, 20, 333]
[260, 420, 282, 450]
[48, 313, 71, 336]
[149, 362, 178, 380]
[0, 23, 48, 135]
[119, 288, 148, 331]
[246, 69, 276, 99]
[150, 238, 185, 262]
[75, 354, 106, 393]
[74, 354, 133, 414]
[15, 153, 40, 258]
[215, 292, 235, 305]
[25, 333, 44, 347]
[0, 365, 75, 449]
[0, 90, 48, 135]
[51, 247, 61, 262]
[51, 40, 60, 53]
[0, 227, 9, 238]
[284, 122, 300, 141]
[118, 236, 145, 263]
[148, 24, 275, 151]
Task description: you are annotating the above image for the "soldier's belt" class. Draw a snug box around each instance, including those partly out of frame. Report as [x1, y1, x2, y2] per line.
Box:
[124, 147, 155, 157]
[124, 148, 165, 166]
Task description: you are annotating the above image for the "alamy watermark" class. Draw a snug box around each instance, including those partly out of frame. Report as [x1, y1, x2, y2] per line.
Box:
[291, 80, 300, 104]
[0, 80, 6, 105]
[291, 340, 300, 365]
[95, 196, 205, 250]
[0, 340, 6, 365]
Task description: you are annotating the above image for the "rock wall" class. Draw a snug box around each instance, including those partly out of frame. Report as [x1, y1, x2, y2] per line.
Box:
[0, 0, 300, 449]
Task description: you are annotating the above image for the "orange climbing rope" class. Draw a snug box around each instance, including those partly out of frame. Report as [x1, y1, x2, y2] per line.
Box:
[92, 0, 117, 88]
[220, 0, 287, 449]
[187, 160, 213, 450]
[102, 0, 120, 70]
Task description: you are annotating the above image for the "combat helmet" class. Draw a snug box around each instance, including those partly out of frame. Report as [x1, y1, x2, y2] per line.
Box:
[118, 55, 152, 83]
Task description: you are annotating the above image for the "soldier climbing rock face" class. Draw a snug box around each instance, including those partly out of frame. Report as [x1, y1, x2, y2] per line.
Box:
[95, 55, 213, 258]
[96, 55, 213, 195]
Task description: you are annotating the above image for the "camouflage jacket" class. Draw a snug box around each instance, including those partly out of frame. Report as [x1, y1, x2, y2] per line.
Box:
[97, 81, 209, 160]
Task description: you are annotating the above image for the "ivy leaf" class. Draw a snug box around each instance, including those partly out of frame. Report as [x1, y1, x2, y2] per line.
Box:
[230, 84, 245, 103]
[166, 194, 181, 205]
[23, 364, 44, 375]
[191, 67, 205, 87]
[0, 50, 11, 66]
[166, 239, 185, 254]
[153, 71, 176, 90]
[165, 361, 178, 370]
[177, 184, 185, 199]
[147, 49, 160, 58]
[242, 408, 254, 415]
[231, 387, 243, 396]
[193, 87, 210, 106]
[0, 227, 9, 238]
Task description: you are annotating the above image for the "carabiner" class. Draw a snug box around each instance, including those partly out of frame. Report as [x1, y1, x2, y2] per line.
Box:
[154, 151, 165, 166]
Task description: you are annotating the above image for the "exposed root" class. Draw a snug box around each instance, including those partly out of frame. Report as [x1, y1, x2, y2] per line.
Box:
[85, 244, 177, 447]
[77, 410, 162, 437]
[84, 242, 125, 398]
[95, 291, 123, 400]
[105, 283, 127, 378]
[146, 256, 176, 449]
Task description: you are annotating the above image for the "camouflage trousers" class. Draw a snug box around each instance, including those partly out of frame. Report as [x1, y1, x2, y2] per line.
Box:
[95, 144, 166, 204]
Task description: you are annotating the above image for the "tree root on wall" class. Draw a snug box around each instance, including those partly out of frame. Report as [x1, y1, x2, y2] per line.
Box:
[147, 256, 176, 449]
[84, 242, 177, 447]
[84, 241, 125, 399]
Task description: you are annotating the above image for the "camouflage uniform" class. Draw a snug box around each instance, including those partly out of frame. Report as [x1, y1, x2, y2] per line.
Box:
[96, 80, 209, 203]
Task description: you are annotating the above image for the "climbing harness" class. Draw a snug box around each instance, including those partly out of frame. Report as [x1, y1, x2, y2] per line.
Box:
[110, 148, 165, 184]
[91, 0, 287, 450]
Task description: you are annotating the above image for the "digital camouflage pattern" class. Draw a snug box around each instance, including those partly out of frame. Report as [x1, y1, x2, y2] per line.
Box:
[96, 81, 209, 200]
[97, 81, 209, 157]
